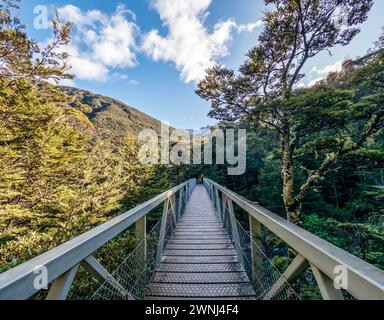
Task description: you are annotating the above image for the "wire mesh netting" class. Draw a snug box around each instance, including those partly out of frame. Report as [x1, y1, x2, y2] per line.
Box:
[90, 189, 188, 300]
[91, 180, 300, 301]
[211, 186, 300, 300]
[90, 220, 161, 300]
[231, 218, 299, 300]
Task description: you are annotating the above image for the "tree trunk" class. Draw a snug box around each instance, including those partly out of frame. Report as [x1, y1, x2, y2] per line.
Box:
[330, 171, 340, 209]
[281, 132, 300, 224]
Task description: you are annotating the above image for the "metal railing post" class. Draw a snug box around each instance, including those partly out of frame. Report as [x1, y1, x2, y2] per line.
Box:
[221, 194, 228, 229]
[226, 197, 244, 267]
[170, 193, 177, 229]
[186, 183, 190, 201]
[184, 183, 188, 202]
[156, 198, 170, 265]
[136, 215, 147, 264]
[213, 186, 217, 209]
[215, 188, 222, 222]
[249, 214, 263, 283]
[177, 188, 184, 220]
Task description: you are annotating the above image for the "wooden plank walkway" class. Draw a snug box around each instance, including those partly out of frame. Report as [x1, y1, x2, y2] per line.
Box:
[145, 185, 256, 300]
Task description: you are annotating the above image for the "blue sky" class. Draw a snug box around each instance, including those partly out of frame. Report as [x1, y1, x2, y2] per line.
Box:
[19, 0, 384, 129]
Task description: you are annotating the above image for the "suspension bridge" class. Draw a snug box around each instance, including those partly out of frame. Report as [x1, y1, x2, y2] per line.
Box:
[0, 179, 384, 300]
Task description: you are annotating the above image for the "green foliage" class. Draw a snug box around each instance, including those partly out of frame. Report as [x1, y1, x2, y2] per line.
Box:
[197, 0, 376, 224]
[0, 3, 179, 299]
[301, 214, 345, 247]
[1, 0, 383, 301]
[252, 159, 285, 216]
[196, 31, 384, 299]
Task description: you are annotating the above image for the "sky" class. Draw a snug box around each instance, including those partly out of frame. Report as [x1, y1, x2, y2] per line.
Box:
[19, 0, 384, 130]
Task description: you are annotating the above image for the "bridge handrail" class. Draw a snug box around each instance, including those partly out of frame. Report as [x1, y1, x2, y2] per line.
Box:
[204, 178, 384, 300]
[0, 179, 196, 300]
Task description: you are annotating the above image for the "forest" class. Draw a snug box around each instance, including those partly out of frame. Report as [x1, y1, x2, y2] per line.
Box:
[0, 0, 383, 299]
[195, 0, 384, 275]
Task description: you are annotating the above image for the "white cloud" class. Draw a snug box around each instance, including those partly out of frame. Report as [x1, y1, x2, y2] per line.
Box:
[91, 7, 138, 68]
[63, 44, 109, 81]
[57, 5, 105, 26]
[311, 60, 344, 76]
[141, 0, 262, 83]
[236, 20, 264, 33]
[129, 79, 140, 86]
[307, 77, 324, 87]
[57, 5, 138, 82]
[111, 72, 129, 80]
[54, 2, 262, 84]
[109, 73, 139, 85]
[71, 56, 109, 81]
[298, 59, 345, 88]
[60, 78, 76, 87]
[297, 82, 306, 89]
[295, 76, 324, 89]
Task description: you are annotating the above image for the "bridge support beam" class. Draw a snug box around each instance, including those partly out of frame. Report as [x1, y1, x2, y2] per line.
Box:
[263, 254, 308, 300]
[81, 256, 132, 299]
[46, 264, 79, 300]
[311, 264, 344, 300]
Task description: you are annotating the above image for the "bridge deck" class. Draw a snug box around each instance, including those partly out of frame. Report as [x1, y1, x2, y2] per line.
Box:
[145, 185, 256, 300]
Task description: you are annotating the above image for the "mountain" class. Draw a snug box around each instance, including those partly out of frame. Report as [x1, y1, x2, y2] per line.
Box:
[61, 86, 162, 137]
[185, 125, 212, 137]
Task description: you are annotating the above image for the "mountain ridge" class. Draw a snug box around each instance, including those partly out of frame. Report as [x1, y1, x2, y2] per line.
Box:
[61, 86, 163, 136]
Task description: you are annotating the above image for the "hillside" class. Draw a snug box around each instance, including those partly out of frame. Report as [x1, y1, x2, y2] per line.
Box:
[61, 86, 162, 137]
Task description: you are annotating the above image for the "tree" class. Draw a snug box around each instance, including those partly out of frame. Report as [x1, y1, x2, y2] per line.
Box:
[197, 0, 374, 223]
[0, 0, 93, 268]
[0, 1, 181, 276]
[0, 0, 73, 87]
